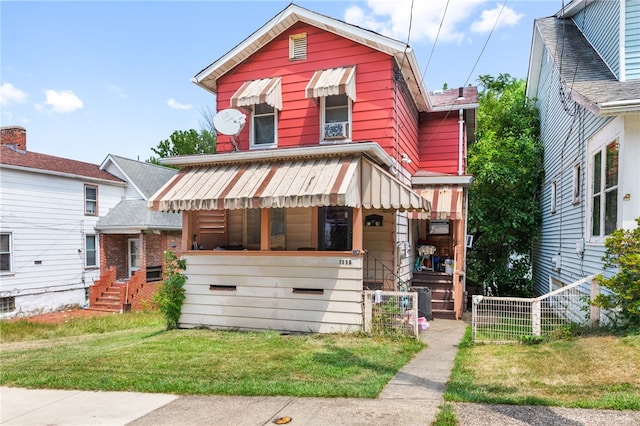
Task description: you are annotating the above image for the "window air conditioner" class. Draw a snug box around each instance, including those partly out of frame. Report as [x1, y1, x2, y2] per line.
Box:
[323, 121, 349, 140]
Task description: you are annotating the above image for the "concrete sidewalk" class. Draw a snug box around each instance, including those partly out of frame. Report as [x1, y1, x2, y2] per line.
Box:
[0, 319, 466, 426]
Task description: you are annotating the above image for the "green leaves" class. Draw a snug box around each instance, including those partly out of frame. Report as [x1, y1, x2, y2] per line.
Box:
[148, 129, 217, 166]
[153, 250, 187, 330]
[467, 76, 543, 296]
[593, 218, 640, 329]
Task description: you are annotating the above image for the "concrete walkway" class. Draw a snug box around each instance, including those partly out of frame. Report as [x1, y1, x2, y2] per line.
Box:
[0, 319, 466, 426]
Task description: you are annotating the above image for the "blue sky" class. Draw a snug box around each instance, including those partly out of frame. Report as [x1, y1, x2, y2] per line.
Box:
[1, 0, 561, 164]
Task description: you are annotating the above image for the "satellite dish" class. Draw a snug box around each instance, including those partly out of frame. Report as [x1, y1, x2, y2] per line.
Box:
[213, 108, 246, 136]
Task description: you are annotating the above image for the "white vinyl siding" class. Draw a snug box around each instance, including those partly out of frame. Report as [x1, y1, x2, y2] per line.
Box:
[0, 168, 122, 316]
[179, 253, 363, 333]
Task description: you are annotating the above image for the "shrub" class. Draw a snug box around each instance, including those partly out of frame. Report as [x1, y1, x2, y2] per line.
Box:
[153, 250, 187, 330]
[592, 218, 640, 329]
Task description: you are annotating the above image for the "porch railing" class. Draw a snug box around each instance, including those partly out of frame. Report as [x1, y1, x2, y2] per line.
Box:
[364, 252, 406, 291]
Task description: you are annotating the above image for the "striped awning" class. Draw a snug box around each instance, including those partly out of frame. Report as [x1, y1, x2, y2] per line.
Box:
[305, 66, 356, 101]
[230, 77, 282, 110]
[412, 185, 463, 220]
[148, 156, 429, 213]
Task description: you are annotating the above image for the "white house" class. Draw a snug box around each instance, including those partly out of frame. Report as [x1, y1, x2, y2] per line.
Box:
[0, 126, 125, 318]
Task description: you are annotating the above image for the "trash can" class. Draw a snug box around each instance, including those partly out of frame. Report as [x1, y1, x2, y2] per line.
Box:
[415, 287, 433, 321]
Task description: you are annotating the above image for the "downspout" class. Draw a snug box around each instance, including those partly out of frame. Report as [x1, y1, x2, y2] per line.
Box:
[458, 108, 464, 176]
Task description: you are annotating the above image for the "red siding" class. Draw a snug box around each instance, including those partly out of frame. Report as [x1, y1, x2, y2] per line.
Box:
[418, 112, 461, 174]
[215, 22, 400, 154]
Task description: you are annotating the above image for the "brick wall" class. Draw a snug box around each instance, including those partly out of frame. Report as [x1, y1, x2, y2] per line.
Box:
[0, 126, 27, 150]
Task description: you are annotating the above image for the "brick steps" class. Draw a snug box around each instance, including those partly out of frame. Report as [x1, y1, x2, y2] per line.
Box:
[91, 284, 125, 313]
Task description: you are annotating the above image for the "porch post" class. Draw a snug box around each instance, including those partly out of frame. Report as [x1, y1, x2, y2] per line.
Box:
[260, 209, 270, 251]
[352, 206, 363, 252]
[182, 213, 191, 252]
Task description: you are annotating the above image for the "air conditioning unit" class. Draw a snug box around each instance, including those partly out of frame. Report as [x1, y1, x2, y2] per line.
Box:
[323, 121, 349, 140]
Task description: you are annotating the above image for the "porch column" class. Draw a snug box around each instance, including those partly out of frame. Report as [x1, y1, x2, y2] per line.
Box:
[260, 209, 270, 251]
[182, 212, 191, 251]
[352, 206, 363, 252]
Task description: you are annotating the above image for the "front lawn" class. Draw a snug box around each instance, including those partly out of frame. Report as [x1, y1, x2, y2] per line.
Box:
[0, 312, 424, 398]
[446, 327, 640, 410]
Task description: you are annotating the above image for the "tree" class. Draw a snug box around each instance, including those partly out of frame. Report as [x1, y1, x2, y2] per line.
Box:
[147, 128, 216, 166]
[466, 74, 544, 296]
[592, 218, 640, 329]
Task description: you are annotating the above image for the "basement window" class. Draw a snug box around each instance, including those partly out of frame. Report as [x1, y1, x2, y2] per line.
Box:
[209, 285, 237, 291]
[293, 288, 324, 295]
[0, 296, 15, 313]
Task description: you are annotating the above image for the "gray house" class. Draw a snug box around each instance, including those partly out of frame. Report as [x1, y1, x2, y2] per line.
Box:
[526, 0, 640, 294]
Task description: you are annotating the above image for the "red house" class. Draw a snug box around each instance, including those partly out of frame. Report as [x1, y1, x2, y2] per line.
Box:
[149, 4, 477, 332]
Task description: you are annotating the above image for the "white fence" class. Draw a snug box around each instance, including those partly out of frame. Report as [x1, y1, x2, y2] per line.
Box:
[363, 290, 419, 337]
[472, 275, 603, 343]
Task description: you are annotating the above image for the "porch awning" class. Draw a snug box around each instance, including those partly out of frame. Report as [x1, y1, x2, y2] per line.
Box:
[230, 77, 282, 110]
[148, 156, 429, 213]
[305, 66, 356, 102]
[411, 185, 463, 220]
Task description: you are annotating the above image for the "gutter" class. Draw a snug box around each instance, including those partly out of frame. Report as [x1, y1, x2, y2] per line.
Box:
[599, 99, 640, 116]
[0, 164, 126, 186]
[158, 142, 397, 169]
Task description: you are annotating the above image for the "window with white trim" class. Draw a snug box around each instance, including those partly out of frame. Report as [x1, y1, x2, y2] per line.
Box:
[85, 234, 97, 268]
[1, 233, 12, 273]
[321, 94, 351, 143]
[251, 103, 277, 148]
[590, 140, 619, 239]
[85, 184, 98, 215]
[572, 163, 581, 205]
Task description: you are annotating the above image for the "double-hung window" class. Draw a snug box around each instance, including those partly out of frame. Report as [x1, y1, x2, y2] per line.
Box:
[590, 141, 619, 239]
[85, 234, 97, 268]
[230, 77, 282, 150]
[0, 233, 12, 273]
[305, 66, 356, 143]
[322, 94, 351, 142]
[252, 103, 277, 148]
[85, 184, 98, 215]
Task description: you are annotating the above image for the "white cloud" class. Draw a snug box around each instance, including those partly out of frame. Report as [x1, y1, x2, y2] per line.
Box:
[107, 83, 127, 99]
[38, 89, 84, 113]
[471, 4, 524, 33]
[344, 0, 488, 44]
[0, 82, 28, 106]
[167, 98, 192, 110]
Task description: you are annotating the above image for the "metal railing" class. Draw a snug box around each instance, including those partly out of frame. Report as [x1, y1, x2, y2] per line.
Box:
[471, 275, 603, 343]
[363, 290, 419, 337]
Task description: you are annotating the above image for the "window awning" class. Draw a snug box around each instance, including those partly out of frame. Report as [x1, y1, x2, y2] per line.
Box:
[305, 66, 356, 102]
[230, 77, 282, 110]
[148, 156, 429, 213]
[411, 185, 463, 220]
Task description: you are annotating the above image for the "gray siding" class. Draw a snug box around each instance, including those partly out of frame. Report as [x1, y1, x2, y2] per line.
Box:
[532, 44, 612, 295]
[573, 0, 620, 78]
[626, 0, 640, 79]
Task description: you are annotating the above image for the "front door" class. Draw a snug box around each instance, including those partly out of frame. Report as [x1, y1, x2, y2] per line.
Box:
[128, 238, 140, 277]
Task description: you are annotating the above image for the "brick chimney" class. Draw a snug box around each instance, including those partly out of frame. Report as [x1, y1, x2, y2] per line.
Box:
[0, 126, 27, 151]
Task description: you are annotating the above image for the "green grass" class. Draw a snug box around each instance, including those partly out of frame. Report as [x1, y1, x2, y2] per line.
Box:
[0, 313, 424, 398]
[445, 326, 640, 410]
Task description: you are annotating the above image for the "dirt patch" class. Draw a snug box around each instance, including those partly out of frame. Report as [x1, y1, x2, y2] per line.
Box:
[7, 308, 115, 325]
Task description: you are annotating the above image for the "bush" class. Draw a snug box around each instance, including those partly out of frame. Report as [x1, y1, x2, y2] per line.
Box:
[592, 218, 640, 329]
[153, 250, 187, 330]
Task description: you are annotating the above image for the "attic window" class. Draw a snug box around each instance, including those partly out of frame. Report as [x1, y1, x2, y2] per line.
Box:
[289, 33, 307, 61]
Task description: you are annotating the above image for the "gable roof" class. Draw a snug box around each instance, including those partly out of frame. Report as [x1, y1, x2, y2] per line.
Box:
[0, 145, 124, 184]
[100, 154, 178, 199]
[527, 16, 640, 116]
[95, 199, 182, 233]
[192, 3, 431, 112]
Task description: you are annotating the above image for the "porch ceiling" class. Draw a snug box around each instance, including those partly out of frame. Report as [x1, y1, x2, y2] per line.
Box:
[148, 155, 430, 213]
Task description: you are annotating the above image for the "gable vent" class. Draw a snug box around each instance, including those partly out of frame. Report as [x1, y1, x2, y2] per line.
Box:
[289, 33, 307, 61]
